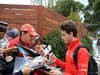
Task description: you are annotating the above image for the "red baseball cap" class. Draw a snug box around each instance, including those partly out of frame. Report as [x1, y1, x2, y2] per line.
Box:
[21, 24, 39, 37]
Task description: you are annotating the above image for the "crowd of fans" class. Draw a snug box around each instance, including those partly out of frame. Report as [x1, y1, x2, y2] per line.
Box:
[0, 21, 95, 75]
[0, 21, 51, 75]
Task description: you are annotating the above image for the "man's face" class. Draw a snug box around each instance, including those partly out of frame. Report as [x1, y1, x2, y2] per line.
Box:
[22, 32, 35, 44]
[61, 30, 72, 44]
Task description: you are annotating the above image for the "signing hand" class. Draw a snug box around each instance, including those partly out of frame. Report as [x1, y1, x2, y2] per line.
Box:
[49, 69, 62, 75]
[21, 65, 34, 75]
[44, 53, 57, 64]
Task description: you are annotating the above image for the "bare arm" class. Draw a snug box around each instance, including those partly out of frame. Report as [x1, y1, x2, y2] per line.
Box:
[1, 46, 17, 54]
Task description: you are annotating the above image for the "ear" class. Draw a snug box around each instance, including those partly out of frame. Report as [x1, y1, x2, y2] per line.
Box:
[21, 32, 24, 35]
[70, 32, 73, 36]
[21, 32, 25, 36]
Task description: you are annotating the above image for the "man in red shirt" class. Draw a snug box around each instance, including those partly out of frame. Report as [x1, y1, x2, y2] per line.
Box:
[0, 24, 39, 74]
[1, 23, 39, 54]
[49, 21, 90, 75]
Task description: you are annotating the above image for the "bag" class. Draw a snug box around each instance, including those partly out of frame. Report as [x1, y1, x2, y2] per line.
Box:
[73, 45, 98, 75]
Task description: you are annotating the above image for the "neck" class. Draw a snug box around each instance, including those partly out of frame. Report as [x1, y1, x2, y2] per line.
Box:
[70, 37, 77, 43]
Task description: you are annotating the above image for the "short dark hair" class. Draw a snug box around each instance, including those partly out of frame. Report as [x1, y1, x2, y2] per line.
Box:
[60, 21, 77, 37]
[20, 31, 29, 36]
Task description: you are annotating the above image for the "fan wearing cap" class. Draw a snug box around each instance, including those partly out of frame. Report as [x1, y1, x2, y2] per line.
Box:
[0, 24, 39, 75]
[0, 24, 39, 54]
[0, 28, 19, 53]
[0, 28, 19, 75]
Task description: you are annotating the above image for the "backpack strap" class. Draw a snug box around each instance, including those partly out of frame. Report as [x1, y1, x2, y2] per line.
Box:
[73, 45, 86, 66]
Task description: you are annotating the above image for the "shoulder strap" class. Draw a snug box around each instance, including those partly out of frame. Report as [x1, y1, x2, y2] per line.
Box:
[73, 45, 86, 66]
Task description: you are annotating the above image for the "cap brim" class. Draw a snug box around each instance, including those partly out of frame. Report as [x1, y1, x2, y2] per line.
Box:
[29, 31, 39, 37]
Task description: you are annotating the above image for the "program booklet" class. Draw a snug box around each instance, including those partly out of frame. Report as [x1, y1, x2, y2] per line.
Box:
[13, 45, 52, 73]
[17, 44, 40, 57]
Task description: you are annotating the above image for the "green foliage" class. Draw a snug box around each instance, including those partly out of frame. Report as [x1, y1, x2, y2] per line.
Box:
[84, 0, 100, 33]
[85, 25, 100, 32]
[68, 11, 81, 23]
[43, 28, 66, 61]
[52, 0, 85, 17]
[92, 0, 100, 24]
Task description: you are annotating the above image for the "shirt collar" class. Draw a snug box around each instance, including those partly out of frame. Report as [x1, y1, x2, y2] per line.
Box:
[67, 38, 81, 50]
[19, 38, 33, 48]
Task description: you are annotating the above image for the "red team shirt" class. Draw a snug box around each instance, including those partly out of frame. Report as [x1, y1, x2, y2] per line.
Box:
[55, 39, 90, 75]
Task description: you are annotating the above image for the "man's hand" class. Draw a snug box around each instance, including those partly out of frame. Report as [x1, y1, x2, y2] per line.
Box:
[21, 65, 34, 75]
[0, 46, 17, 54]
[44, 53, 57, 64]
[35, 44, 45, 56]
[5, 56, 13, 62]
[49, 69, 62, 75]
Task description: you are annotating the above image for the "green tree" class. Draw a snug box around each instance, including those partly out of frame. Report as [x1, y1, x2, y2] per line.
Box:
[43, 28, 66, 61]
[84, 0, 100, 33]
[68, 10, 81, 23]
[52, 0, 84, 17]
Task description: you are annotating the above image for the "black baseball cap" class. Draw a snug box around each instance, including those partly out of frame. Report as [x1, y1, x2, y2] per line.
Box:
[0, 21, 8, 32]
